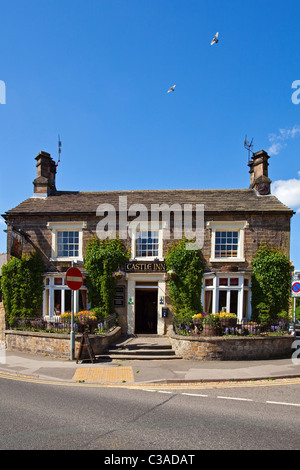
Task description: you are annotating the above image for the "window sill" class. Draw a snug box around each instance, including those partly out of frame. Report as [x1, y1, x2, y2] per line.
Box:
[50, 257, 83, 263]
[209, 258, 245, 263]
[131, 257, 164, 262]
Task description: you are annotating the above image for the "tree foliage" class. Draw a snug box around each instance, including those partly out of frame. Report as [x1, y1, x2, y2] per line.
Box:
[165, 239, 204, 325]
[84, 237, 129, 316]
[251, 244, 291, 321]
[1, 252, 45, 323]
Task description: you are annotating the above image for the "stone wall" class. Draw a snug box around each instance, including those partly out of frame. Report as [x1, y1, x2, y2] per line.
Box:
[5, 212, 291, 273]
[169, 331, 294, 361]
[5, 326, 122, 359]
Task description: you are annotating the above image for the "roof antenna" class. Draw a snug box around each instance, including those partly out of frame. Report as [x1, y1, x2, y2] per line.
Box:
[56, 135, 62, 167]
[244, 135, 254, 162]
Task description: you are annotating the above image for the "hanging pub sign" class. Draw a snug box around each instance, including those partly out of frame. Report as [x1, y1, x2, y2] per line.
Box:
[125, 261, 166, 273]
[10, 229, 23, 258]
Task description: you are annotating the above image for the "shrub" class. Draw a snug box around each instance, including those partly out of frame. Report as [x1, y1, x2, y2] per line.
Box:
[84, 237, 129, 316]
[251, 244, 291, 322]
[165, 239, 204, 326]
[1, 252, 45, 323]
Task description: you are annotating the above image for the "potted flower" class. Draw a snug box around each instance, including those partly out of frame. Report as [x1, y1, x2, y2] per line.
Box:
[165, 269, 177, 281]
[61, 311, 98, 333]
[192, 313, 207, 325]
[112, 270, 125, 280]
[219, 312, 237, 328]
[202, 313, 222, 336]
[77, 311, 98, 333]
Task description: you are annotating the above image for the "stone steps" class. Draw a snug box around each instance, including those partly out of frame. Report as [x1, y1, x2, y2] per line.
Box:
[99, 335, 181, 360]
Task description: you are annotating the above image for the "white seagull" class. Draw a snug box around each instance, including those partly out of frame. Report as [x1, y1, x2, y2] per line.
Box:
[211, 32, 219, 45]
[167, 85, 176, 93]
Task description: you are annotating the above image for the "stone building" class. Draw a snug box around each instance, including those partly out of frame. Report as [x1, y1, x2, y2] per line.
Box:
[1, 149, 293, 335]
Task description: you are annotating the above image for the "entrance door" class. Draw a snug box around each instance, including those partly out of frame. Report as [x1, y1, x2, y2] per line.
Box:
[135, 289, 158, 334]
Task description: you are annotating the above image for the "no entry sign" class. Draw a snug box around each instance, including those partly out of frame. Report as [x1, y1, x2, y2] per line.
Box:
[66, 267, 83, 291]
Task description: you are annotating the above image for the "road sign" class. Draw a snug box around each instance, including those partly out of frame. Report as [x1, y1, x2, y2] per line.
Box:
[66, 267, 83, 291]
[292, 271, 300, 297]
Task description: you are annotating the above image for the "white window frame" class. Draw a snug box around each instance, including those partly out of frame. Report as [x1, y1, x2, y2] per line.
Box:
[130, 222, 164, 261]
[202, 273, 251, 321]
[47, 221, 87, 262]
[43, 273, 88, 319]
[207, 221, 249, 262]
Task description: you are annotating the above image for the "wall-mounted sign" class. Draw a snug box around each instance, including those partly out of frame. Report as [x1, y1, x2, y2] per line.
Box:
[125, 261, 166, 273]
[114, 286, 125, 307]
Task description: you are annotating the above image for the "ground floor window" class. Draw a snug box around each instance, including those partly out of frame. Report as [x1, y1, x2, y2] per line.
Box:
[43, 274, 88, 318]
[202, 274, 251, 320]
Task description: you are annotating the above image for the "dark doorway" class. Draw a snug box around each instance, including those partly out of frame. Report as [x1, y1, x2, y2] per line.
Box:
[135, 289, 158, 334]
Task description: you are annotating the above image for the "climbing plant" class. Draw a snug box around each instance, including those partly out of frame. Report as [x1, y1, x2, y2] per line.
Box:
[251, 244, 292, 322]
[84, 237, 129, 317]
[1, 252, 45, 323]
[165, 239, 204, 326]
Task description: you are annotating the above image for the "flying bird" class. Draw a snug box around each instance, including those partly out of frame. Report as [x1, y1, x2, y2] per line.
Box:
[211, 32, 219, 45]
[167, 85, 176, 93]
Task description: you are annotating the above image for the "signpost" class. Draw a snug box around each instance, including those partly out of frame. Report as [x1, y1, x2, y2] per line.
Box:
[66, 267, 83, 360]
[291, 271, 300, 337]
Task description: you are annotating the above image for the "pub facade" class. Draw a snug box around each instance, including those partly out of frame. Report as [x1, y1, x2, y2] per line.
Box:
[2, 150, 293, 335]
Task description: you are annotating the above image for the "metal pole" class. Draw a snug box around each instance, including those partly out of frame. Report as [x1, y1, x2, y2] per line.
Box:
[294, 297, 297, 337]
[70, 289, 75, 360]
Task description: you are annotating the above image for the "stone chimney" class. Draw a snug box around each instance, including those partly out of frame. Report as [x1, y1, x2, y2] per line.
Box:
[33, 151, 57, 196]
[248, 150, 271, 195]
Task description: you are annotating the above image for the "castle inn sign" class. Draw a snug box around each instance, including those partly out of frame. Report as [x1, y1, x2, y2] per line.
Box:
[125, 261, 166, 273]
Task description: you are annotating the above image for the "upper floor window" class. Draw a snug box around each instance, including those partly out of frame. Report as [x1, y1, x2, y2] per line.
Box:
[136, 230, 159, 258]
[207, 220, 249, 262]
[47, 221, 87, 261]
[215, 230, 239, 259]
[130, 222, 164, 260]
[57, 231, 79, 258]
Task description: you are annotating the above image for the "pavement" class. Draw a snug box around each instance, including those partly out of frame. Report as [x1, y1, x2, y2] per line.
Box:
[1, 342, 300, 387]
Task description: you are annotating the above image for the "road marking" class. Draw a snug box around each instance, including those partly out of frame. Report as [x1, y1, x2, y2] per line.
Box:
[182, 393, 209, 397]
[217, 396, 253, 402]
[266, 401, 300, 407]
[157, 390, 173, 394]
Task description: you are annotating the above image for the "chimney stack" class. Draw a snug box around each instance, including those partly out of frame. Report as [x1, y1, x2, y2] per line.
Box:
[33, 151, 57, 196]
[248, 150, 271, 195]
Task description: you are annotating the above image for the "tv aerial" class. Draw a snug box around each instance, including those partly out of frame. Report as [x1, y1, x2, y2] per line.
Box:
[56, 135, 62, 167]
[244, 135, 254, 162]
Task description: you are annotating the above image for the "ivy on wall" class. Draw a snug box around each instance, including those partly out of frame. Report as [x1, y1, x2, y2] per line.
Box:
[84, 237, 129, 317]
[251, 244, 292, 322]
[165, 239, 204, 326]
[1, 252, 45, 323]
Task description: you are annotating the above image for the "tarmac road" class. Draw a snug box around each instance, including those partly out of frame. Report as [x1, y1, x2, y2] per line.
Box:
[1, 375, 300, 450]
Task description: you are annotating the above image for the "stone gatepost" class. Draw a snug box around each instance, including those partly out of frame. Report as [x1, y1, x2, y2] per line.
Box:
[0, 301, 5, 343]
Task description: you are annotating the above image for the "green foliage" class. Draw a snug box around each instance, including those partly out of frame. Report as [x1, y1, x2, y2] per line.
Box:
[165, 239, 204, 325]
[84, 237, 129, 316]
[1, 252, 45, 323]
[251, 244, 291, 321]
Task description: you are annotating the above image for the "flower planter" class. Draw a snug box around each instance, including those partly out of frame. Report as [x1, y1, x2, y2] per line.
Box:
[220, 318, 237, 328]
[78, 321, 98, 334]
[202, 325, 222, 336]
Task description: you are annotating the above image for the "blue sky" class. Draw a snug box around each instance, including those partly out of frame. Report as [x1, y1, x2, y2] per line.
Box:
[0, 0, 300, 266]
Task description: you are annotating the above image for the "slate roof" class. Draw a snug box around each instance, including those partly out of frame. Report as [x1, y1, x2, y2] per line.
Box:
[3, 189, 293, 217]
